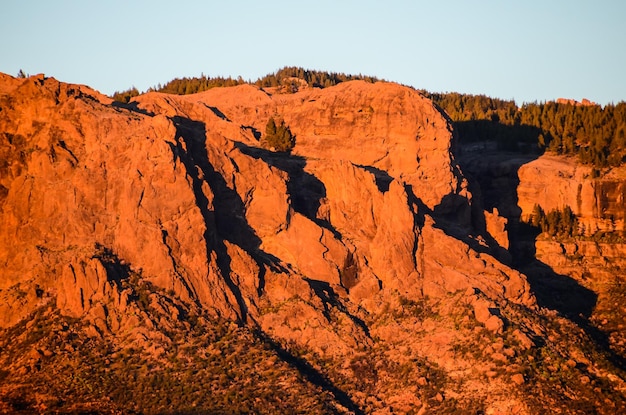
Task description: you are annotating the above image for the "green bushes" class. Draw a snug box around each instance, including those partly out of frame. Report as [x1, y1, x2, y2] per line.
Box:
[262, 117, 295, 152]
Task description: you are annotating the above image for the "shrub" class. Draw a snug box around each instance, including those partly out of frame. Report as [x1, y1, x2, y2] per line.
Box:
[262, 117, 294, 152]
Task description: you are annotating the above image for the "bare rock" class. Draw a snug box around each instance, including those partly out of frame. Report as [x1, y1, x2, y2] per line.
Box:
[518, 154, 626, 234]
[0, 72, 535, 368]
[511, 373, 525, 385]
[484, 208, 509, 249]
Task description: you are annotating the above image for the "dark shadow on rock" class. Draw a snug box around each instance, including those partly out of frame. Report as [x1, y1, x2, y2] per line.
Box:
[240, 125, 261, 140]
[111, 100, 154, 116]
[402, 184, 427, 269]
[234, 142, 372, 295]
[454, 120, 544, 155]
[511, 224, 626, 371]
[235, 141, 342, 240]
[451, 138, 626, 369]
[354, 164, 393, 193]
[202, 104, 230, 121]
[92, 243, 131, 286]
[170, 116, 288, 322]
[432, 191, 514, 264]
[305, 279, 370, 338]
[454, 143, 597, 318]
[256, 329, 365, 415]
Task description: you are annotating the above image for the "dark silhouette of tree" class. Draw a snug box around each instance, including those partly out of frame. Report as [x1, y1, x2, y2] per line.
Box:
[112, 87, 139, 103]
[530, 204, 545, 228]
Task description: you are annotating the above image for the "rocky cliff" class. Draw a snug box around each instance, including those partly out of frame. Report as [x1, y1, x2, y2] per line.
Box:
[0, 73, 624, 414]
[517, 154, 626, 234]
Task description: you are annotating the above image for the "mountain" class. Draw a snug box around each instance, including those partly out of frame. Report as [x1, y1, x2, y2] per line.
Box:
[0, 72, 624, 414]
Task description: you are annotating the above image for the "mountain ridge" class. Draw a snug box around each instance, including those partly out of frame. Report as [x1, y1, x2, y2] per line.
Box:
[0, 72, 624, 414]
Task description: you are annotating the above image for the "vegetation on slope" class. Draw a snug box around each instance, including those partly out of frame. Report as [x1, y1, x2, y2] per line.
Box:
[2, 288, 625, 414]
[254, 66, 379, 89]
[7, 68, 626, 414]
[112, 66, 380, 101]
[526, 204, 579, 238]
[262, 116, 295, 152]
[0, 304, 339, 414]
[425, 92, 626, 168]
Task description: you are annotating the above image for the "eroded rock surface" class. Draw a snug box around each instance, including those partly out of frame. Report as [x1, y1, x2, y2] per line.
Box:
[1, 74, 623, 414]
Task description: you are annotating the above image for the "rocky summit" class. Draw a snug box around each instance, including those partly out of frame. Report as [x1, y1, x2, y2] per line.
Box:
[0, 73, 624, 414]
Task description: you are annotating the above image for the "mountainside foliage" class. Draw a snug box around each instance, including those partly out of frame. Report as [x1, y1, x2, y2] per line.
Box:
[111, 86, 139, 104]
[254, 66, 379, 89]
[262, 116, 295, 152]
[111, 67, 626, 168]
[425, 92, 626, 168]
[111, 67, 380, 102]
[527, 204, 580, 238]
[151, 75, 247, 95]
[6, 70, 626, 415]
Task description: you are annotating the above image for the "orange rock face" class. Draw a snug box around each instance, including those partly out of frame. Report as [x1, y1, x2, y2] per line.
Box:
[0, 74, 536, 331]
[2, 73, 625, 414]
[517, 154, 626, 234]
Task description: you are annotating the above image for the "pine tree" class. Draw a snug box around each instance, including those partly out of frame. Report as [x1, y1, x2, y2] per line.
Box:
[265, 117, 277, 137]
[530, 204, 545, 228]
[263, 117, 294, 152]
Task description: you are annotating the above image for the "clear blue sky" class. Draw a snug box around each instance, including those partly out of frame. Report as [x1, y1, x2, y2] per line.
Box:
[1, 0, 625, 105]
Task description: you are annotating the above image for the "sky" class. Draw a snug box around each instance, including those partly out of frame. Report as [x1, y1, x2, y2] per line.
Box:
[1, 0, 625, 105]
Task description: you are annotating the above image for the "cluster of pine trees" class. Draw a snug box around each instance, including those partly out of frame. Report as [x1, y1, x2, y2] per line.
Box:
[112, 76, 246, 100]
[111, 87, 139, 104]
[111, 67, 626, 169]
[150, 75, 247, 95]
[254, 66, 379, 89]
[111, 67, 380, 104]
[425, 92, 626, 168]
[262, 117, 295, 152]
[528, 204, 579, 237]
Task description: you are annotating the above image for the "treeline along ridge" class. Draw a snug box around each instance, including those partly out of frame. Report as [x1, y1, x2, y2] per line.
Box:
[113, 67, 626, 169]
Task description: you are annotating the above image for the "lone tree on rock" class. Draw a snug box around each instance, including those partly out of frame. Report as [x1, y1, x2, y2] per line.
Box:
[263, 116, 295, 152]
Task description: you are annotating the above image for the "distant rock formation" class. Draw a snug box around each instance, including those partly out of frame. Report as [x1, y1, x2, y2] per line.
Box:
[556, 97, 598, 106]
[517, 154, 626, 235]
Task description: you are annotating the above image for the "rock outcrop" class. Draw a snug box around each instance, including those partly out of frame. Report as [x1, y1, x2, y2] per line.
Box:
[517, 154, 626, 234]
[1, 73, 624, 414]
[0, 75, 533, 326]
[556, 97, 598, 107]
[458, 147, 626, 237]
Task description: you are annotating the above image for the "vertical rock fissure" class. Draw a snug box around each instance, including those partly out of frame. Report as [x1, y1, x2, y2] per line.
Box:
[403, 183, 425, 268]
